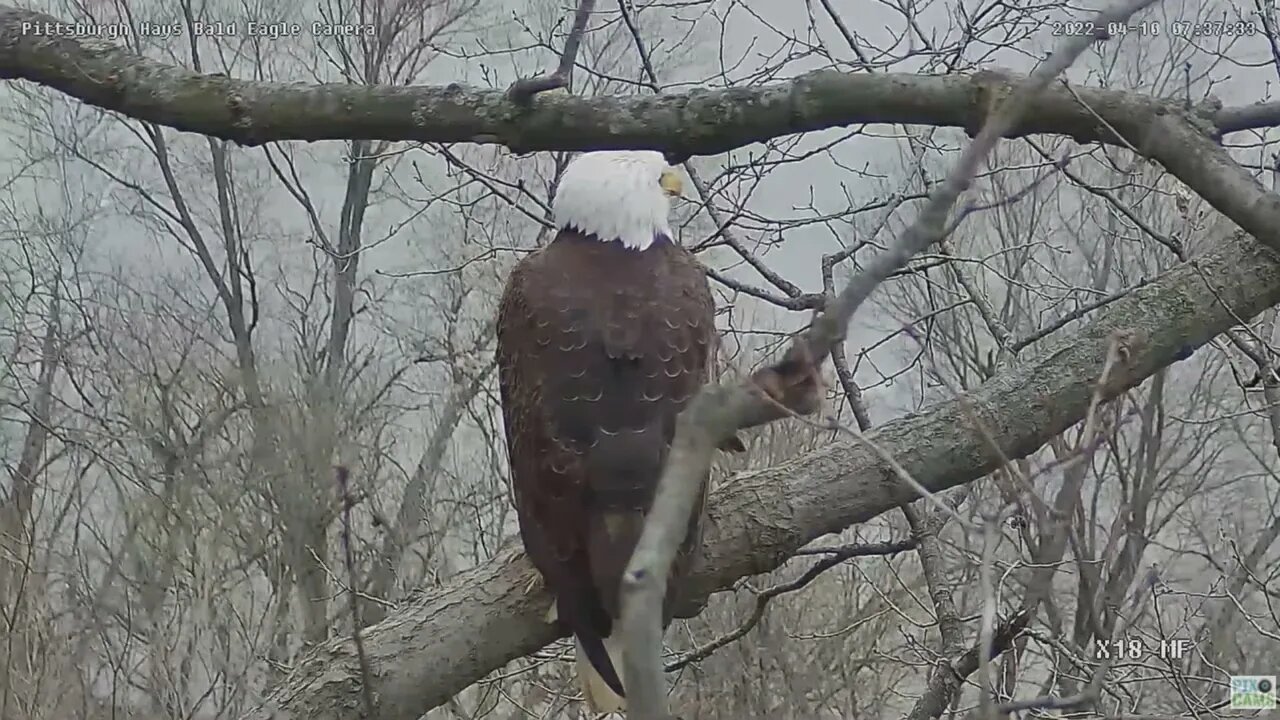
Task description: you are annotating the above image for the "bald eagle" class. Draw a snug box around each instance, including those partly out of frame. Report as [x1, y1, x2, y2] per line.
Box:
[496, 151, 717, 713]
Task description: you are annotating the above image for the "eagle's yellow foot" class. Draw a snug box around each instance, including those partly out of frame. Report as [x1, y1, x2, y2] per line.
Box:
[522, 570, 559, 624]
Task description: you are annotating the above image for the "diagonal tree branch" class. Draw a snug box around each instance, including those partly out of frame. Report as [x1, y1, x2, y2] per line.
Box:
[1137, 111, 1280, 252]
[506, 0, 596, 103]
[618, 1, 1161, 717]
[239, 228, 1280, 720]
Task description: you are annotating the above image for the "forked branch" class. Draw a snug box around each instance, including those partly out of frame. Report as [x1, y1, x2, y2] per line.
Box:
[506, 0, 597, 103]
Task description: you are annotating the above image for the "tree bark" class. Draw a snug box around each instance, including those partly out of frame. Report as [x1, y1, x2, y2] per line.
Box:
[241, 231, 1280, 720]
[0, 7, 1255, 153]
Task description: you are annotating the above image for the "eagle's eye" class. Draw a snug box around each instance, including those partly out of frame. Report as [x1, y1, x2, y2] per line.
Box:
[658, 168, 684, 198]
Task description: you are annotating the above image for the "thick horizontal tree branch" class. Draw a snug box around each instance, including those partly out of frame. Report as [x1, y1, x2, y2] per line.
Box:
[240, 230, 1280, 720]
[0, 4, 1265, 155]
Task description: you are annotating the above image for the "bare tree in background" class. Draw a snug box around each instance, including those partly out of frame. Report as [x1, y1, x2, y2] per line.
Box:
[4, 0, 1280, 718]
[4, 0, 495, 715]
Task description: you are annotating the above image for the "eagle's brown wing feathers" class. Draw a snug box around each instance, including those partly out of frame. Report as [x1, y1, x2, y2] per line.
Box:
[497, 231, 715, 689]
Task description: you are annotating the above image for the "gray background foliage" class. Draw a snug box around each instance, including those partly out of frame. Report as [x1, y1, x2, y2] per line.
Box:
[2, 0, 1279, 718]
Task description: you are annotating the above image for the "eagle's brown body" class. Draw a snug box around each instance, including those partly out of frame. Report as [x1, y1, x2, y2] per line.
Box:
[497, 228, 715, 706]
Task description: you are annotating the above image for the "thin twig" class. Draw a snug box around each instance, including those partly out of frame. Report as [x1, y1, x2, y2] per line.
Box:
[994, 566, 1161, 715]
[666, 539, 916, 670]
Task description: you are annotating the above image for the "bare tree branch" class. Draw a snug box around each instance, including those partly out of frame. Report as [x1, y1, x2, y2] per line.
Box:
[506, 0, 596, 103]
[906, 608, 1034, 720]
[0, 6, 1257, 154]
[1138, 108, 1280, 251]
[241, 228, 1280, 720]
[994, 568, 1160, 714]
[666, 539, 917, 671]
[333, 466, 374, 717]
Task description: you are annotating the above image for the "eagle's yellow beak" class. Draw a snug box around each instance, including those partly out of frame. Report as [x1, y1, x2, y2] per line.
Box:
[659, 168, 685, 198]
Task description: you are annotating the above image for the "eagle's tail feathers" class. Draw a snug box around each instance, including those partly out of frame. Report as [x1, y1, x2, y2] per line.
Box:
[576, 634, 626, 714]
[553, 590, 624, 708]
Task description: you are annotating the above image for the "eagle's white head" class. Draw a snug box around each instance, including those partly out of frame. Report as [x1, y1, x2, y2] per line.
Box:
[552, 150, 685, 251]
